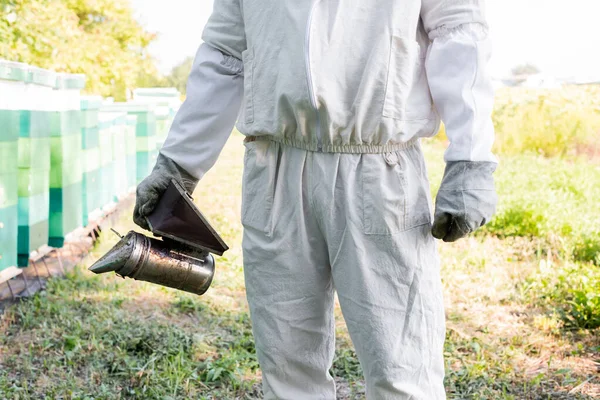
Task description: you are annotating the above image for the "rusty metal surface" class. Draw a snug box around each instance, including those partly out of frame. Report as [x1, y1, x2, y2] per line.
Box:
[133, 236, 214, 295]
[89, 231, 215, 296]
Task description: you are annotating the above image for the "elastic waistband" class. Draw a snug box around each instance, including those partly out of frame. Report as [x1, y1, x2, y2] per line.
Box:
[244, 135, 419, 154]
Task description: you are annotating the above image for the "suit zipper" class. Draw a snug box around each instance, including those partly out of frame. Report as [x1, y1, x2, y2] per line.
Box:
[305, 1, 322, 152]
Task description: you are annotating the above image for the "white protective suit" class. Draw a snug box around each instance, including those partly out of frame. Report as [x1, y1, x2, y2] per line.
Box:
[160, 0, 495, 398]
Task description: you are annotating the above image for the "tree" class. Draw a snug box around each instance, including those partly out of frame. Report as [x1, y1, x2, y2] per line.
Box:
[0, 0, 160, 100]
[166, 56, 193, 96]
[511, 64, 541, 77]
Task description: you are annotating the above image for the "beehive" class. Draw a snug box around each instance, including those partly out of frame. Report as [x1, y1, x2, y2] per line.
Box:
[0, 60, 27, 271]
[16, 66, 56, 264]
[48, 73, 86, 247]
[80, 96, 103, 226]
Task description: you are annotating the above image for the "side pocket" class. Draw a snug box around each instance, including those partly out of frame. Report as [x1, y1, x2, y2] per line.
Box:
[241, 49, 254, 124]
[361, 153, 408, 235]
[361, 146, 432, 235]
[241, 140, 273, 235]
[383, 36, 433, 121]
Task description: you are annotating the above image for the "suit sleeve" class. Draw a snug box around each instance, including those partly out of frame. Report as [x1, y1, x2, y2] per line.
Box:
[421, 0, 497, 163]
[160, 0, 247, 180]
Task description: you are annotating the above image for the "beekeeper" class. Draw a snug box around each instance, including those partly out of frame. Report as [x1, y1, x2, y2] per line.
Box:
[134, 0, 497, 398]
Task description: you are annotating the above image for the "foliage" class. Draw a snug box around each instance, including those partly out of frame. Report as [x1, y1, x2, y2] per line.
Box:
[134, 56, 193, 98]
[573, 233, 600, 266]
[523, 261, 600, 330]
[478, 151, 600, 258]
[492, 86, 600, 158]
[166, 56, 193, 96]
[0, 0, 159, 100]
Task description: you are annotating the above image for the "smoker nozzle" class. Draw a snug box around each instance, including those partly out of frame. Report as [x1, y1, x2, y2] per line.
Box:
[89, 233, 134, 274]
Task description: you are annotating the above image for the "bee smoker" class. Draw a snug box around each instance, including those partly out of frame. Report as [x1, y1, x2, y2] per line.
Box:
[88, 180, 228, 295]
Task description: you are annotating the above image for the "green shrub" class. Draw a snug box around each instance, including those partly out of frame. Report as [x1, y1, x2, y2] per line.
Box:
[482, 206, 545, 238]
[572, 234, 600, 265]
[492, 86, 600, 158]
[523, 262, 600, 330]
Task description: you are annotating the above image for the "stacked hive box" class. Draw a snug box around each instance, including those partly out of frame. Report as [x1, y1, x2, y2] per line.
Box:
[0, 60, 27, 272]
[125, 115, 138, 192]
[133, 105, 157, 183]
[154, 105, 171, 150]
[48, 73, 86, 247]
[97, 112, 116, 209]
[17, 66, 55, 265]
[109, 111, 128, 200]
[80, 96, 102, 226]
[133, 88, 181, 151]
[102, 102, 158, 184]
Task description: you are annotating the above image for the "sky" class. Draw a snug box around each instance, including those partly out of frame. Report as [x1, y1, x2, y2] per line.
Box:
[131, 0, 600, 81]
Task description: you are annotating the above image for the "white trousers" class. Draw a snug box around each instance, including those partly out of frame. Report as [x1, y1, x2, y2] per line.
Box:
[241, 139, 446, 400]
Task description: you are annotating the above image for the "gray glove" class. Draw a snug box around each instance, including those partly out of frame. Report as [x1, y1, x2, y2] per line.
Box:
[133, 153, 199, 230]
[432, 161, 497, 242]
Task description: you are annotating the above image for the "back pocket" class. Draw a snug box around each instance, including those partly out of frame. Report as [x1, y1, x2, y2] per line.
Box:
[361, 146, 432, 235]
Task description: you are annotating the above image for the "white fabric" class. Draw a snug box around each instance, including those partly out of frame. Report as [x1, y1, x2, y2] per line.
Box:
[160, 43, 244, 180]
[241, 139, 446, 399]
[425, 23, 497, 162]
[163, 0, 496, 174]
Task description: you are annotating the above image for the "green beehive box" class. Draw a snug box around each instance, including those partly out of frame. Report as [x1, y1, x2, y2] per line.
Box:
[0, 141, 19, 174]
[28, 66, 57, 88]
[48, 110, 81, 137]
[18, 189, 49, 225]
[49, 157, 83, 245]
[97, 113, 115, 207]
[125, 116, 137, 154]
[82, 147, 100, 173]
[125, 115, 137, 190]
[82, 126, 99, 149]
[0, 173, 19, 209]
[81, 169, 101, 226]
[17, 97, 51, 263]
[98, 124, 113, 166]
[50, 134, 82, 166]
[49, 183, 82, 247]
[136, 134, 157, 153]
[0, 59, 29, 272]
[50, 159, 82, 190]
[98, 103, 157, 186]
[126, 153, 136, 190]
[111, 116, 128, 199]
[0, 109, 20, 141]
[17, 189, 50, 266]
[81, 110, 99, 129]
[24, 110, 52, 138]
[0, 205, 18, 271]
[0, 174, 18, 271]
[18, 136, 51, 169]
[134, 112, 157, 137]
[136, 150, 158, 183]
[18, 168, 49, 197]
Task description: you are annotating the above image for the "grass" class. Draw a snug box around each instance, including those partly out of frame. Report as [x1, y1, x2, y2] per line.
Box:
[1, 86, 600, 398]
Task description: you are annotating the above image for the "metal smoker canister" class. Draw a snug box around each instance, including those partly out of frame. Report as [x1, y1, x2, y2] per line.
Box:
[89, 179, 229, 295]
[89, 231, 215, 295]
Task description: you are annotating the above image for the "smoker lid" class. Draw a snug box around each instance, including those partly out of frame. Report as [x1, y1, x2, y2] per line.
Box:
[146, 179, 229, 256]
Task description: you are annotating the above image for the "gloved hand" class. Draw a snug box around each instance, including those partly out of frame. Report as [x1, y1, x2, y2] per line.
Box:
[432, 161, 497, 242]
[133, 153, 199, 230]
